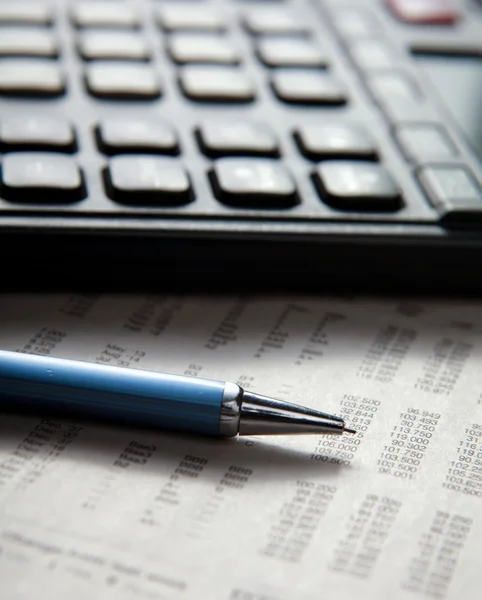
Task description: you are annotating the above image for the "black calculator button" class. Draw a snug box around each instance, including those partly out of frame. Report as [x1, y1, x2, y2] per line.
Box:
[96, 119, 178, 155]
[386, 0, 459, 25]
[72, 2, 140, 29]
[168, 34, 240, 65]
[156, 4, 225, 32]
[197, 121, 278, 157]
[272, 70, 347, 105]
[78, 31, 149, 61]
[256, 38, 328, 68]
[85, 63, 161, 99]
[0, 59, 65, 96]
[0, 117, 76, 152]
[1, 153, 85, 203]
[243, 7, 309, 35]
[211, 158, 298, 208]
[0, 2, 52, 25]
[394, 124, 458, 163]
[0, 28, 58, 58]
[295, 124, 377, 160]
[180, 66, 255, 103]
[314, 161, 402, 211]
[105, 156, 192, 206]
[417, 166, 482, 222]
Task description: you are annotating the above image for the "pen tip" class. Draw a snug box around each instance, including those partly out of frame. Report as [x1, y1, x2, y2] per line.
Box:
[344, 428, 357, 435]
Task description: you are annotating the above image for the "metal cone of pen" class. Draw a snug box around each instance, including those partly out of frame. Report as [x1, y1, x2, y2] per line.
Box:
[0, 349, 356, 438]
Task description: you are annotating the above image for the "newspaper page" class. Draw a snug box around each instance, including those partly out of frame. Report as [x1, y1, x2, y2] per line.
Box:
[0, 293, 480, 599]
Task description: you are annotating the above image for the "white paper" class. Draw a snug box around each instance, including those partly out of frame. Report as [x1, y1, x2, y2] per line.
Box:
[0, 293, 481, 599]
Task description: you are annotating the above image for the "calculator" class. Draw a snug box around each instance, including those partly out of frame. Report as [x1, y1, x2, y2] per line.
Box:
[1, 0, 481, 291]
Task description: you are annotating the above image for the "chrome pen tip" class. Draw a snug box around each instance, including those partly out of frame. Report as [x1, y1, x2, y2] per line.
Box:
[344, 427, 357, 435]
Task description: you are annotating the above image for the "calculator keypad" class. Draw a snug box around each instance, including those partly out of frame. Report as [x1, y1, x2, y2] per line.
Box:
[0, 0, 480, 236]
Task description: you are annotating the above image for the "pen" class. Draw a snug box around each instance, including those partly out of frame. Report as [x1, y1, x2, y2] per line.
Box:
[0, 349, 356, 437]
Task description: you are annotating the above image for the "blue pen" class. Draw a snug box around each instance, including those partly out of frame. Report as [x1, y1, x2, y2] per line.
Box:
[0, 349, 355, 437]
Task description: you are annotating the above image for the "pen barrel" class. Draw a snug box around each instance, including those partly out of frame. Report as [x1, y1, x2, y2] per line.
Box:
[0, 350, 225, 436]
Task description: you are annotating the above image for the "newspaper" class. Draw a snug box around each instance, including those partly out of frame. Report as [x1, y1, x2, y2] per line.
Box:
[0, 292, 480, 599]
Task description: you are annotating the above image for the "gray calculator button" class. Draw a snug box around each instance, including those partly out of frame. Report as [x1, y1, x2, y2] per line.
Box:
[78, 31, 149, 61]
[295, 124, 377, 160]
[168, 34, 240, 65]
[314, 161, 402, 211]
[417, 166, 482, 222]
[72, 2, 140, 28]
[0, 59, 65, 96]
[394, 124, 458, 163]
[272, 70, 347, 105]
[0, 28, 58, 57]
[211, 158, 298, 208]
[156, 4, 225, 31]
[347, 39, 396, 70]
[368, 71, 421, 103]
[197, 121, 278, 157]
[85, 63, 161, 99]
[367, 71, 427, 122]
[257, 38, 328, 68]
[180, 66, 255, 102]
[1, 153, 85, 202]
[243, 7, 309, 35]
[105, 156, 192, 206]
[331, 8, 379, 37]
[0, 117, 75, 152]
[96, 119, 178, 155]
[0, 2, 52, 25]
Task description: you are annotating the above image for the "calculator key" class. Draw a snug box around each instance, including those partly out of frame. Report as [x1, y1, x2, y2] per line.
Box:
[347, 39, 396, 70]
[168, 34, 240, 65]
[180, 66, 255, 102]
[85, 63, 161, 99]
[417, 166, 482, 222]
[313, 161, 402, 211]
[0, 2, 52, 25]
[156, 4, 225, 31]
[394, 124, 458, 163]
[386, 0, 459, 25]
[243, 7, 309, 35]
[78, 31, 149, 61]
[0, 59, 65, 96]
[211, 158, 298, 208]
[0, 117, 76, 152]
[256, 38, 328, 68]
[96, 119, 178, 155]
[272, 70, 347, 105]
[197, 121, 278, 157]
[105, 156, 192, 206]
[72, 1, 140, 28]
[331, 8, 379, 37]
[0, 153, 85, 203]
[0, 28, 58, 57]
[295, 124, 377, 160]
[367, 71, 423, 121]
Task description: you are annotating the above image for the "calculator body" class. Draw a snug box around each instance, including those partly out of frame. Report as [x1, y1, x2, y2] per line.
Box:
[1, 0, 482, 291]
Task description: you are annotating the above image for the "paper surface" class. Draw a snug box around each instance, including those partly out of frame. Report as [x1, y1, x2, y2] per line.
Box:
[0, 292, 481, 600]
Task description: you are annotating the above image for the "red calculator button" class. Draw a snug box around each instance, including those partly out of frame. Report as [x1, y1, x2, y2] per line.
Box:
[386, 0, 459, 25]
